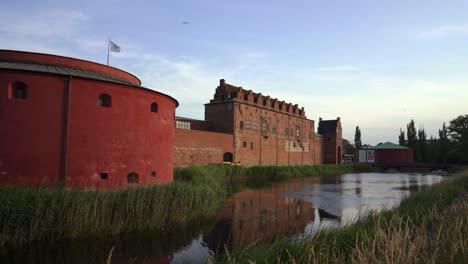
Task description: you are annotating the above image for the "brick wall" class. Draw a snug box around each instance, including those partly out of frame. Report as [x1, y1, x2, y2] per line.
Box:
[314, 135, 324, 164]
[318, 118, 342, 164]
[174, 129, 234, 167]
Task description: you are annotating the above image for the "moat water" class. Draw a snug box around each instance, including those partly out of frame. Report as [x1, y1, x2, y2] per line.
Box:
[1, 173, 448, 264]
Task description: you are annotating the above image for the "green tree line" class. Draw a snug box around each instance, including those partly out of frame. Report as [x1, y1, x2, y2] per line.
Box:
[398, 115, 468, 163]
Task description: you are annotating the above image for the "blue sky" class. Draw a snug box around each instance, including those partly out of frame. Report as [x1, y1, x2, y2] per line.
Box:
[1, 0, 468, 144]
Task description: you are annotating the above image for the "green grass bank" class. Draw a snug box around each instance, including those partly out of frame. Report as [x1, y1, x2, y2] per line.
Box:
[0, 164, 370, 246]
[220, 170, 468, 264]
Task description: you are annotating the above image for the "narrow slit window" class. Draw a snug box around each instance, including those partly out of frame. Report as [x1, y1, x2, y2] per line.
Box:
[100, 173, 108, 180]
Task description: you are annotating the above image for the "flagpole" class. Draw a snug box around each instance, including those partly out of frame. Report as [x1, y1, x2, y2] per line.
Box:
[107, 39, 110, 66]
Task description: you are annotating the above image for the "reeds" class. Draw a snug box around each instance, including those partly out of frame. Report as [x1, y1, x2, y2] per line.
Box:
[0, 180, 225, 245]
[0, 164, 370, 246]
[219, 171, 468, 263]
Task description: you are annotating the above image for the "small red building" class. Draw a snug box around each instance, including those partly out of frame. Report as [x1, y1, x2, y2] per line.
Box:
[358, 142, 414, 164]
[373, 142, 414, 164]
[0, 50, 178, 189]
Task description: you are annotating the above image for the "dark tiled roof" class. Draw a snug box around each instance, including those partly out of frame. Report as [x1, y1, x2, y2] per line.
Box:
[0, 61, 134, 86]
[0, 61, 179, 107]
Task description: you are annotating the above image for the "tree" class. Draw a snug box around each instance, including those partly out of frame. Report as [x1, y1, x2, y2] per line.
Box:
[406, 119, 418, 160]
[448, 115, 468, 162]
[428, 135, 438, 163]
[354, 126, 362, 149]
[343, 139, 354, 154]
[398, 129, 405, 146]
[438, 122, 449, 163]
[417, 128, 427, 162]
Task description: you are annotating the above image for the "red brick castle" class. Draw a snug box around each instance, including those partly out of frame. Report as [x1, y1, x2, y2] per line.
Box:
[175, 79, 342, 166]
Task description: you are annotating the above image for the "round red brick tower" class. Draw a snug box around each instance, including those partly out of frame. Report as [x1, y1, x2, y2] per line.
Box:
[0, 50, 178, 189]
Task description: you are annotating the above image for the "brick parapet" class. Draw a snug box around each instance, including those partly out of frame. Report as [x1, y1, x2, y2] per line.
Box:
[210, 79, 307, 118]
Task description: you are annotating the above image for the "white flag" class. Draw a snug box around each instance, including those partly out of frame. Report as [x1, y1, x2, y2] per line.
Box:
[109, 40, 121, 52]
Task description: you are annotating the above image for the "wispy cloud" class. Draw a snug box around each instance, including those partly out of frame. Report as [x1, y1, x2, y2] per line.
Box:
[420, 25, 468, 38]
[312, 65, 360, 72]
[1, 7, 466, 145]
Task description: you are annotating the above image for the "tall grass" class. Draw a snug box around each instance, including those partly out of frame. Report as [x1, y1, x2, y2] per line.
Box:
[0, 164, 370, 246]
[219, 171, 468, 264]
[0, 181, 224, 245]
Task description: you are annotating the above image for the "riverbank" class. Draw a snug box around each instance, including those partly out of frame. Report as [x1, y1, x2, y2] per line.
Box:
[0, 164, 370, 246]
[221, 170, 468, 263]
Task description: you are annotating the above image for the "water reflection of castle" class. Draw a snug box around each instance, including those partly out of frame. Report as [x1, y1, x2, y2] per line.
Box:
[204, 183, 316, 251]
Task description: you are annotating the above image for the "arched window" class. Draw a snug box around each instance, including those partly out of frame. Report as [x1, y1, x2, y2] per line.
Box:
[127, 172, 139, 184]
[98, 94, 112, 107]
[223, 152, 233, 163]
[11, 81, 28, 99]
[151, 102, 158, 113]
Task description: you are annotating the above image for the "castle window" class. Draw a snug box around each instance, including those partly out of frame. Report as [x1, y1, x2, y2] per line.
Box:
[246, 120, 251, 129]
[240, 121, 244, 129]
[262, 123, 268, 132]
[244, 94, 249, 101]
[10, 81, 28, 99]
[127, 172, 139, 184]
[151, 171, 157, 177]
[151, 102, 158, 113]
[254, 121, 259, 130]
[98, 93, 112, 107]
[285, 128, 289, 135]
[272, 126, 277, 134]
[263, 99, 267, 106]
[243, 141, 247, 147]
[296, 129, 300, 137]
[100, 173, 108, 180]
[251, 142, 253, 150]
[293, 142, 296, 148]
[254, 97, 258, 103]
[223, 152, 233, 162]
[176, 121, 191, 130]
